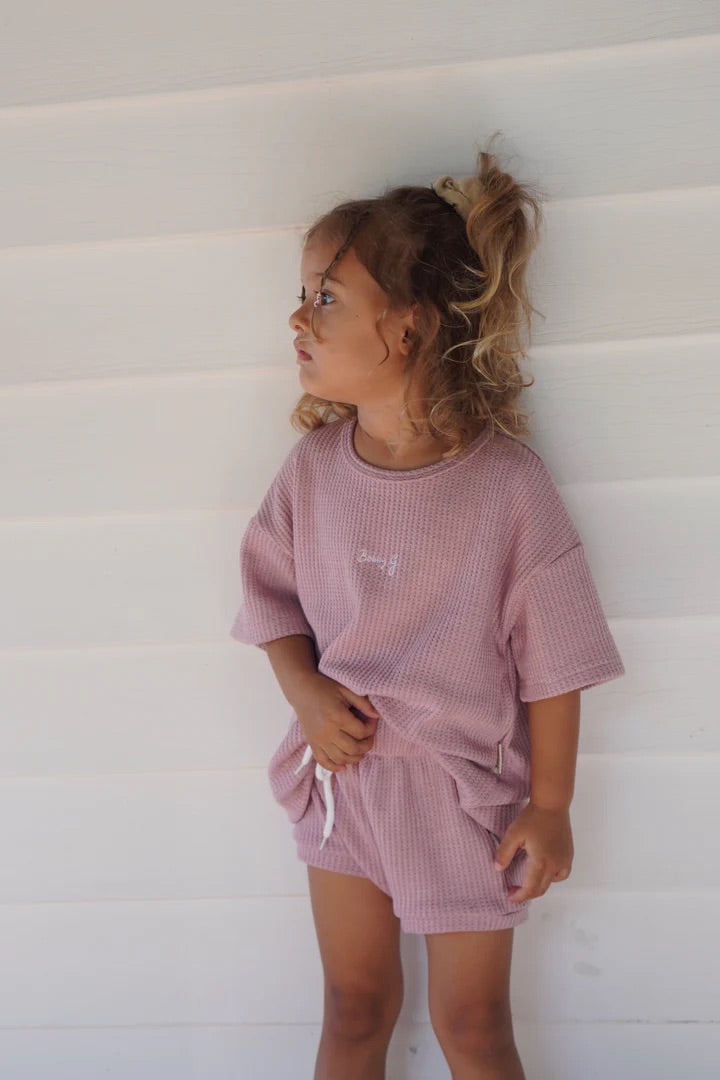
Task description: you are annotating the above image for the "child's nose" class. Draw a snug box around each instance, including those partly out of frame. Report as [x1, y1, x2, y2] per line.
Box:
[289, 303, 308, 332]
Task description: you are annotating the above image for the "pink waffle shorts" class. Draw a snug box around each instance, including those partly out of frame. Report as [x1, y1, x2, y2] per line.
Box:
[268, 717, 530, 935]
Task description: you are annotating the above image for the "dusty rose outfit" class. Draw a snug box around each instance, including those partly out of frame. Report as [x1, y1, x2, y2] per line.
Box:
[230, 417, 625, 933]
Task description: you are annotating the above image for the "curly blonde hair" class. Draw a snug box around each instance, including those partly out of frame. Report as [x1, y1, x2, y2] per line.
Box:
[290, 133, 546, 457]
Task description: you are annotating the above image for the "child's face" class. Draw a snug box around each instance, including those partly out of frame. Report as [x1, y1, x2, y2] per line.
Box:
[288, 235, 414, 407]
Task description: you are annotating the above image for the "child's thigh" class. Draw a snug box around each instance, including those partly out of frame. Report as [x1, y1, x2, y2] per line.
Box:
[425, 928, 515, 1027]
[307, 865, 403, 997]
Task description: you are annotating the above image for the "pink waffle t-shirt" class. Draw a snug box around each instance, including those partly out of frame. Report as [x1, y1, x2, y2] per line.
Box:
[230, 415, 625, 840]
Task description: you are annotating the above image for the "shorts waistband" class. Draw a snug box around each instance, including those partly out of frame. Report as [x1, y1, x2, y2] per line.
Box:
[292, 721, 429, 853]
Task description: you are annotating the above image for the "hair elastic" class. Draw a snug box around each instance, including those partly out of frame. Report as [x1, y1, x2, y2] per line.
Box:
[431, 174, 485, 222]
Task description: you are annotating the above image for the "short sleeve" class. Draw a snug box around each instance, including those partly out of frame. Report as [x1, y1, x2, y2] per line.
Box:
[229, 441, 315, 651]
[509, 542, 625, 701]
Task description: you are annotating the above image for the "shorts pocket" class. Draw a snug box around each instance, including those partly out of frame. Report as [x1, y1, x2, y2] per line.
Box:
[268, 718, 315, 824]
[460, 802, 529, 892]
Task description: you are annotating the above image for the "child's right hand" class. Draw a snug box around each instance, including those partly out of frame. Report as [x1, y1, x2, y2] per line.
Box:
[288, 672, 380, 773]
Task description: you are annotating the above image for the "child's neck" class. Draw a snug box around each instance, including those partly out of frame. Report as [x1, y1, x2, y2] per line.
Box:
[353, 420, 450, 470]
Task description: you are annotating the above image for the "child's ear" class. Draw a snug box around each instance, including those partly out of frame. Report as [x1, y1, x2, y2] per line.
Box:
[399, 304, 419, 354]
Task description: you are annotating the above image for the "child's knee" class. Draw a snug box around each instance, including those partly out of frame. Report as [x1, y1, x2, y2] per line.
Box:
[324, 982, 402, 1041]
[430, 996, 515, 1061]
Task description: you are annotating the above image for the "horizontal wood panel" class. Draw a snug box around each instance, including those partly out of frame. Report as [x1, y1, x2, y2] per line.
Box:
[0, 39, 717, 247]
[0, 616, 713, 780]
[0, 757, 716, 901]
[1, 3, 716, 108]
[557, 477, 719, 619]
[0, 230, 300, 386]
[528, 188, 720, 344]
[576, 616, 717, 754]
[0, 893, 717, 1025]
[0, 510, 250, 649]
[0, 769, 306, 902]
[0, 480, 717, 651]
[2, 330, 719, 519]
[402, 1020, 720, 1080]
[0, 1025, 326, 1080]
[1, 190, 717, 388]
[525, 334, 720, 485]
[2, 190, 717, 390]
[1, 371, 304, 514]
[0, 644, 294, 775]
[0, 1020, 718, 1080]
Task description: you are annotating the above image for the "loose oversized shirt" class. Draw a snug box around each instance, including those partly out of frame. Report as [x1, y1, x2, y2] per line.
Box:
[230, 416, 625, 839]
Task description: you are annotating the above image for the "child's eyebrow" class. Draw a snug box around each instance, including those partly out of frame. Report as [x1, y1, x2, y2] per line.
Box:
[302, 271, 346, 287]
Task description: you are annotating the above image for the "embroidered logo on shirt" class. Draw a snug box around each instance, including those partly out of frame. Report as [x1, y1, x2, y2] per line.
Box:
[357, 549, 399, 577]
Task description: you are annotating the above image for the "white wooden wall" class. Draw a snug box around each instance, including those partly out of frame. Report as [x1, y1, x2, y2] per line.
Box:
[1, 3, 719, 1077]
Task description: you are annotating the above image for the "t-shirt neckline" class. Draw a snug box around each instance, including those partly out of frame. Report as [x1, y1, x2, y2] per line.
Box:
[342, 416, 494, 480]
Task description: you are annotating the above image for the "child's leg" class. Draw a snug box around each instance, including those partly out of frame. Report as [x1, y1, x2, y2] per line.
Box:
[425, 928, 525, 1080]
[307, 865, 404, 1080]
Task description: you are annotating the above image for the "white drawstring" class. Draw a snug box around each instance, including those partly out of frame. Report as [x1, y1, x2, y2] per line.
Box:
[294, 744, 335, 849]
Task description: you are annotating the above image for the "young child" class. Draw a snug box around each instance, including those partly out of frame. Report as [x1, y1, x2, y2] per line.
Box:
[230, 142, 625, 1080]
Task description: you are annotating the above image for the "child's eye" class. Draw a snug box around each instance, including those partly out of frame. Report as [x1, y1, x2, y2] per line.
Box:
[296, 288, 333, 306]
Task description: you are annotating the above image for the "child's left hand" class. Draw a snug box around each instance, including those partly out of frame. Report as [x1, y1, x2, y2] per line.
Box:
[493, 804, 574, 903]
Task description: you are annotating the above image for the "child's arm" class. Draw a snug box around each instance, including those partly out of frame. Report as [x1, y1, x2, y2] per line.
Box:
[528, 689, 580, 810]
[493, 689, 580, 903]
[264, 634, 379, 771]
[264, 633, 319, 707]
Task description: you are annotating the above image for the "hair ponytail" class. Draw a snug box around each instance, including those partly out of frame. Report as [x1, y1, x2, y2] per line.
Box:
[459, 138, 544, 381]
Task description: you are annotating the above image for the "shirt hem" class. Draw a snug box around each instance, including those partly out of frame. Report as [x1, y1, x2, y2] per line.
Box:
[229, 619, 315, 649]
[519, 661, 626, 702]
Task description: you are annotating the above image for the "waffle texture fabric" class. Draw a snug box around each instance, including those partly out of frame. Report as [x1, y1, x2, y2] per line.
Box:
[230, 416, 626, 850]
[291, 716, 532, 932]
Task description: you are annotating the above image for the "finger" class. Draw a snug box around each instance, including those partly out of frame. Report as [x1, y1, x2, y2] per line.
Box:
[534, 870, 557, 898]
[328, 738, 371, 766]
[334, 729, 374, 756]
[316, 742, 356, 770]
[507, 859, 545, 903]
[345, 695, 380, 719]
[316, 750, 346, 773]
[339, 735, 374, 758]
[494, 834, 522, 871]
[341, 712, 378, 741]
[324, 749, 355, 768]
[552, 866, 571, 882]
